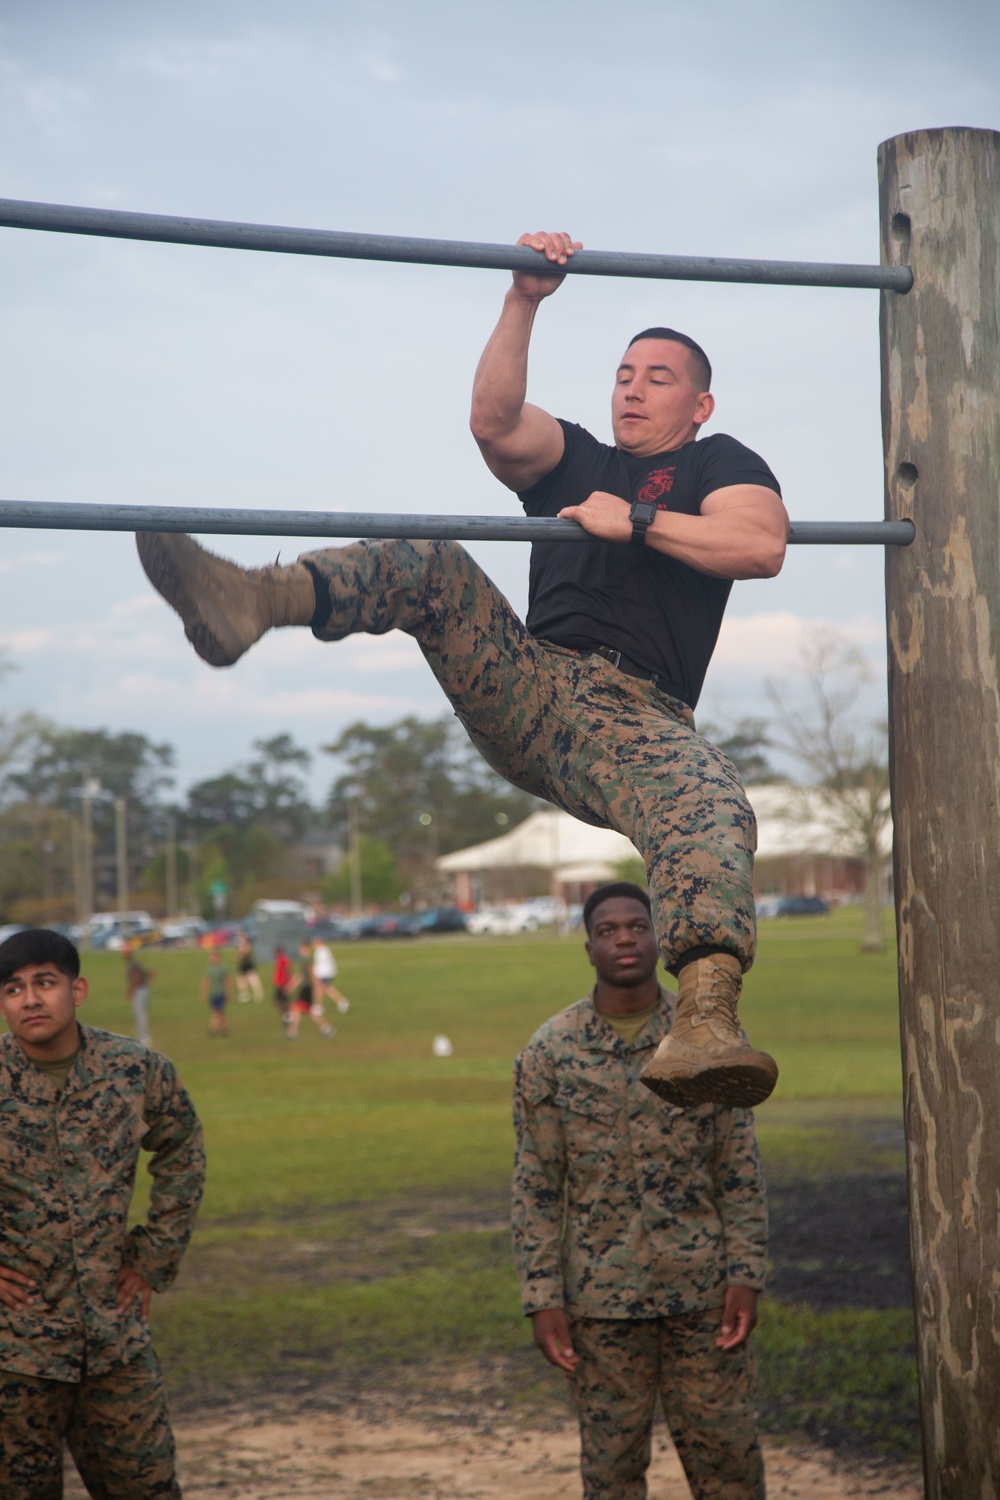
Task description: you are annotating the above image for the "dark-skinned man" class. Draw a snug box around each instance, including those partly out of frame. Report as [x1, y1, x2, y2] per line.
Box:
[0, 929, 204, 1499]
[512, 883, 766, 1500]
[134, 227, 786, 1110]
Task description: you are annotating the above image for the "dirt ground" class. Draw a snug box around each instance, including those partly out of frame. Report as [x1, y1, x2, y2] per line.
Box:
[62, 1152, 921, 1496]
[64, 1406, 922, 1499]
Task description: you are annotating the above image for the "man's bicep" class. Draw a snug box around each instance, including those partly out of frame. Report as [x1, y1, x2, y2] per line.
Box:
[475, 404, 565, 492]
[699, 483, 789, 533]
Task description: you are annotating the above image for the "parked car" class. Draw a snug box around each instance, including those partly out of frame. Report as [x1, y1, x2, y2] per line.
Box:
[358, 912, 423, 939]
[0, 924, 28, 945]
[415, 906, 468, 933]
[466, 905, 539, 936]
[774, 894, 831, 917]
[200, 922, 244, 949]
[308, 916, 364, 941]
[519, 896, 564, 926]
[86, 911, 160, 950]
[158, 917, 208, 947]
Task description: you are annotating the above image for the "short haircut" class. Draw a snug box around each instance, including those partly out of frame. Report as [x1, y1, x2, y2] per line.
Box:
[627, 327, 712, 393]
[0, 928, 81, 986]
[583, 882, 652, 934]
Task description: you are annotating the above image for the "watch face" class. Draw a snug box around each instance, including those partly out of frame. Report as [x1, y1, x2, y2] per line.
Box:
[631, 500, 658, 524]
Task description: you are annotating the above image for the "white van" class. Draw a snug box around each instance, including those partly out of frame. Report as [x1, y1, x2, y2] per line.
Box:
[244, 900, 309, 963]
[86, 911, 158, 950]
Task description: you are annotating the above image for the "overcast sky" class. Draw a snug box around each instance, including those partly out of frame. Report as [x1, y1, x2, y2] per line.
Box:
[1, 0, 997, 799]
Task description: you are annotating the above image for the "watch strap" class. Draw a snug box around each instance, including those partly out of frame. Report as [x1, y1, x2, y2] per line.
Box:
[629, 499, 658, 547]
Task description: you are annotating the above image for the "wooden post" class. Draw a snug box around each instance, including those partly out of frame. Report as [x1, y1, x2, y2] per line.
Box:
[879, 127, 1000, 1498]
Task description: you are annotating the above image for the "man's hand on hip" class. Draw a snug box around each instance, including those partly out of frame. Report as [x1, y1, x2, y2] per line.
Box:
[0, 1264, 37, 1310]
[116, 1262, 155, 1319]
[558, 490, 632, 542]
[513, 231, 582, 302]
[532, 1308, 579, 1373]
[716, 1286, 759, 1351]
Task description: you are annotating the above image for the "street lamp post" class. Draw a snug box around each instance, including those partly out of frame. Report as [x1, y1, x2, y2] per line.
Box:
[115, 797, 128, 914]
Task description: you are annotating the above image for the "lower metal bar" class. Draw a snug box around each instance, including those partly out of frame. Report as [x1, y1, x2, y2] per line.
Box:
[0, 500, 915, 547]
[0, 197, 913, 293]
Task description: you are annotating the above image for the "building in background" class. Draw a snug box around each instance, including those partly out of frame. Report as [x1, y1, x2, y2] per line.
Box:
[436, 788, 893, 910]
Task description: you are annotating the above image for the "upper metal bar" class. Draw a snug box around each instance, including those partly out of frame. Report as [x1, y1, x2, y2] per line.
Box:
[0, 197, 913, 293]
[0, 499, 915, 546]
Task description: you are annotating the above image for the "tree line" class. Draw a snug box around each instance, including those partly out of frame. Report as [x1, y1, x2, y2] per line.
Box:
[0, 632, 889, 944]
[0, 697, 544, 924]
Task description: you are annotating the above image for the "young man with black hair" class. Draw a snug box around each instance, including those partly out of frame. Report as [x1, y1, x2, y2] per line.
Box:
[134, 227, 786, 1110]
[0, 928, 204, 1499]
[512, 883, 767, 1499]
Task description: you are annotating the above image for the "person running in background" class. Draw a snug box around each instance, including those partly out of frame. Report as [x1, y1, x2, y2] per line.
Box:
[201, 950, 232, 1038]
[272, 944, 292, 1026]
[286, 940, 335, 1041]
[234, 931, 264, 1004]
[123, 939, 155, 1048]
[311, 936, 350, 1014]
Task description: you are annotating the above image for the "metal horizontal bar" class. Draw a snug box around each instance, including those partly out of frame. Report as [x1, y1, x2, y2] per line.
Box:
[0, 499, 915, 547]
[0, 197, 913, 293]
[787, 520, 914, 545]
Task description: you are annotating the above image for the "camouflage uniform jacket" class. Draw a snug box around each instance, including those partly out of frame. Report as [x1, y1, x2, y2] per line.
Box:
[0, 1024, 205, 1380]
[512, 989, 766, 1318]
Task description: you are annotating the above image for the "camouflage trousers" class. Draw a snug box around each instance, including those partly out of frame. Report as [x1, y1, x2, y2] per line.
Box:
[0, 1347, 180, 1499]
[568, 1312, 764, 1500]
[306, 539, 756, 972]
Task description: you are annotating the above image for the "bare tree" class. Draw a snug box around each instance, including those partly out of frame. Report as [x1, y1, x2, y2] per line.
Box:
[766, 632, 890, 953]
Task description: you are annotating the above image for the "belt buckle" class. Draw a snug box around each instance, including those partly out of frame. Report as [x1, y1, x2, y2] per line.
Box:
[600, 646, 622, 669]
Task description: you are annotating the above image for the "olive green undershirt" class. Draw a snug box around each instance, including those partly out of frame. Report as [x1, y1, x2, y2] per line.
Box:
[30, 1048, 79, 1093]
[595, 1001, 659, 1048]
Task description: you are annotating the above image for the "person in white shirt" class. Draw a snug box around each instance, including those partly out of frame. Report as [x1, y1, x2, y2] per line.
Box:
[310, 939, 350, 1014]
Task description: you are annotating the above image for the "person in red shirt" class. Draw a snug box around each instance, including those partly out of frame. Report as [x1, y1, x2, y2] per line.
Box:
[272, 946, 292, 1026]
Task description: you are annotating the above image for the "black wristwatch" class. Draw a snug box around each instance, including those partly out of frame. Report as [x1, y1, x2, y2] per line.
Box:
[629, 498, 658, 546]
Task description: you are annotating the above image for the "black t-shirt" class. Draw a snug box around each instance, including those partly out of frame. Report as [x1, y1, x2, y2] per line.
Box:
[518, 422, 781, 708]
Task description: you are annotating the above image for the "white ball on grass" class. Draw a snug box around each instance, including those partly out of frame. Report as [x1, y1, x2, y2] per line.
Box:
[432, 1034, 453, 1058]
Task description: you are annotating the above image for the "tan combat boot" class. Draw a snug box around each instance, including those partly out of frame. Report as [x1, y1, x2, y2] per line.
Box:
[640, 953, 778, 1109]
[136, 533, 316, 667]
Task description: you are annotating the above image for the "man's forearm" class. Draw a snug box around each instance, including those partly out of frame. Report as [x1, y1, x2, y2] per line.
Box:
[470, 288, 540, 441]
[645, 506, 787, 580]
[557, 487, 788, 579]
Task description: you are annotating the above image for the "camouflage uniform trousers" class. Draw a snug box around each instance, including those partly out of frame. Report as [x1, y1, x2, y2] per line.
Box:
[0, 1346, 180, 1500]
[306, 538, 757, 971]
[568, 1310, 764, 1500]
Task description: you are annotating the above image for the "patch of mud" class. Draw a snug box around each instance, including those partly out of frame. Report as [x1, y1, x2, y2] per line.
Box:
[768, 1175, 912, 1310]
[191, 1169, 916, 1314]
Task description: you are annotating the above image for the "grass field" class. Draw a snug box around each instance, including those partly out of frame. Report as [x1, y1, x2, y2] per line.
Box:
[32, 909, 919, 1459]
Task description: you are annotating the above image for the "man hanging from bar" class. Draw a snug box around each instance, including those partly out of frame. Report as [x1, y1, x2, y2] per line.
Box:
[136, 230, 788, 1109]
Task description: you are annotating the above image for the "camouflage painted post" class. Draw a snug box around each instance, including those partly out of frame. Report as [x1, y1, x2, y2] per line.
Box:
[879, 126, 1000, 1497]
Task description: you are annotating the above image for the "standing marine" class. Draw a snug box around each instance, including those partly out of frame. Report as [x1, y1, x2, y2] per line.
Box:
[0, 928, 205, 1499]
[512, 883, 767, 1498]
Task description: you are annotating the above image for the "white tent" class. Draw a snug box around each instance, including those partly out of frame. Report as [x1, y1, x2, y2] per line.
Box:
[436, 784, 892, 880]
[435, 808, 639, 883]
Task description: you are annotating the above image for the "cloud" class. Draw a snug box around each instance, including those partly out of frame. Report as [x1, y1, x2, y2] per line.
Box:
[0, 550, 68, 573]
[117, 29, 284, 89]
[0, 54, 90, 148]
[714, 611, 886, 670]
[365, 55, 400, 84]
[0, 628, 58, 655]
